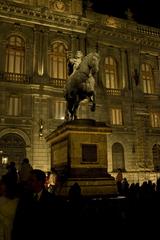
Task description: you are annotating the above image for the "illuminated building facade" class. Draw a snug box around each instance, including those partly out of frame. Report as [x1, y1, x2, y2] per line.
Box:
[0, 0, 160, 183]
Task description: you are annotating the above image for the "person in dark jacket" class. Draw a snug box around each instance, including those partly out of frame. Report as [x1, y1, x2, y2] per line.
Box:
[12, 169, 61, 240]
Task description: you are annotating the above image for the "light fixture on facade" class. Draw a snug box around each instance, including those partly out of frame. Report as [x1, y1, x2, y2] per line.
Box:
[0, 150, 8, 165]
[38, 66, 44, 76]
[39, 119, 44, 138]
[2, 155, 8, 165]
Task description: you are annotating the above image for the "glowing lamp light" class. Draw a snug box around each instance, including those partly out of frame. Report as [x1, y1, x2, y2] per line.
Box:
[2, 156, 8, 165]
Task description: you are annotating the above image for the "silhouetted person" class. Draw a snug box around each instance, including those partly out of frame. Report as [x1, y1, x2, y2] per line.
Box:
[18, 158, 33, 183]
[0, 174, 18, 240]
[12, 169, 59, 240]
[67, 182, 84, 222]
[116, 168, 123, 195]
[121, 177, 129, 196]
[5, 162, 18, 186]
[69, 182, 81, 202]
[18, 158, 33, 194]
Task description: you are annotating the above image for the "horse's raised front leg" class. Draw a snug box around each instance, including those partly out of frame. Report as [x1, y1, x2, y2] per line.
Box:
[65, 98, 75, 121]
[65, 98, 77, 121]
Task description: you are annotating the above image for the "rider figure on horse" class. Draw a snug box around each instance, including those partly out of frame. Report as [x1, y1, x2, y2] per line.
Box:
[68, 50, 84, 76]
[68, 50, 95, 93]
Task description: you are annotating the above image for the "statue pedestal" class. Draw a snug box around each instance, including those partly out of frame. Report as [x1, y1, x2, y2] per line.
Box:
[46, 119, 117, 197]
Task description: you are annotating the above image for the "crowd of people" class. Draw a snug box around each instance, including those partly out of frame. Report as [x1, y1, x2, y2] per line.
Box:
[0, 161, 160, 239]
[0, 158, 93, 240]
[0, 159, 65, 240]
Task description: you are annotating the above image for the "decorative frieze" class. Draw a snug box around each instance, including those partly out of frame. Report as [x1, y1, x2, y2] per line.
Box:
[1, 0, 160, 46]
[0, 0, 89, 32]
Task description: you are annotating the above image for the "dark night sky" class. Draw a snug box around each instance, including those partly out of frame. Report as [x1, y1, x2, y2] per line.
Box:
[91, 0, 160, 29]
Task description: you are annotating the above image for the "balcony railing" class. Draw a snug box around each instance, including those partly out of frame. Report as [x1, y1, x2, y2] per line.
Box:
[106, 88, 122, 96]
[48, 78, 66, 88]
[0, 73, 124, 93]
[0, 72, 67, 88]
[0, 72, 30, 83]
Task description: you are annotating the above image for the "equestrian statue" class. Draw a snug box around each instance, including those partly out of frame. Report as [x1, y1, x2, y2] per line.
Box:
[64, 51, 100, 121]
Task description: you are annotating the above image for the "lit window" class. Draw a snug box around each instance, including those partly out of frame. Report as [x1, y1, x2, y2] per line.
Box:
[5, 35, 25, 74]
[104, 56, 118, 89]
[111, 108, 123, 125]
[150, 112, 160, 128]
[141, 63, 154, 94]
[8, 96, 21, 116]
[48, 42, 67, 79]
[54, 101, 66, 119]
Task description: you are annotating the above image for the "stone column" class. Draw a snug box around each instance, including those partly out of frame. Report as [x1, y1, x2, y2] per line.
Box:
[42, 29, 49, 76]
[87, 37, 96, 53]
[33, 28, 40, 75]
[79, 35, 85, 55]
[33, 27, 44, 76]
[125, 48, 140, 90]
[71, 35, 77, 56]
[38, 30, 43, 76]
[156, 56, 160, 91]
[120, 48, 127, 88]
[131, 48, 141, 89]
[157, 55, 160, 70]
[126, 48, 133, 90]
[25, 41, 32, 75]
[0, 40, 6, 72]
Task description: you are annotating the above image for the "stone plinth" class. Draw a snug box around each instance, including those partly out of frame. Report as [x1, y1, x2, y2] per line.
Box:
[46, 119, 117, 197]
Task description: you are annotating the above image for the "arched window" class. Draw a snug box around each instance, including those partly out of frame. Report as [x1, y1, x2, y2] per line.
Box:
[48, 42, 68, 79]
[0, 133, 26, 169]
[141, 63, 154, 94]
[104, 56, 118, 89]
[112, 142, 125, 171]
[5, 35, 25, 74]
[152, 144, 160, 171]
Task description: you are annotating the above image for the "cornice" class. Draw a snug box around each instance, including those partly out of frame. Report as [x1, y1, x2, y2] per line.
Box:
[0, 1, 92, 33]
[87, 22, 160, 49]
[0, 0, 160, 48]
[88, 11, 160, 40]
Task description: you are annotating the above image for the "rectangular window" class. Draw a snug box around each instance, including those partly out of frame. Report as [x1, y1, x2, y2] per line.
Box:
[142, 63, 154, 94]
[111, 108, 123, 125]
[55, 101, 66, 119]
[104, 57, 118, 89]
[82, 144, 97, 162]
[8, 96, 21, 116]
[151, 112, 160, 128]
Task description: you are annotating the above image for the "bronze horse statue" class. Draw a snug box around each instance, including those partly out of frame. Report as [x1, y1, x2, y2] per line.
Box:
[64, 52, 100, 121]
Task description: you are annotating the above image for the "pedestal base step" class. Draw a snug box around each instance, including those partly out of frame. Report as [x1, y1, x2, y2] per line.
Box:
[57, 177, 118, 198]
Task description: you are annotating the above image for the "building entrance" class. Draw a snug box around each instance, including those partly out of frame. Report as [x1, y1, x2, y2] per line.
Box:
[0, 133, 26, 170]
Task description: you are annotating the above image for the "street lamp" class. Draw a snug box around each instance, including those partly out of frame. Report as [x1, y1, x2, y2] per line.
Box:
[2, 155, 8, 165]
[0, 150, 8, 165]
